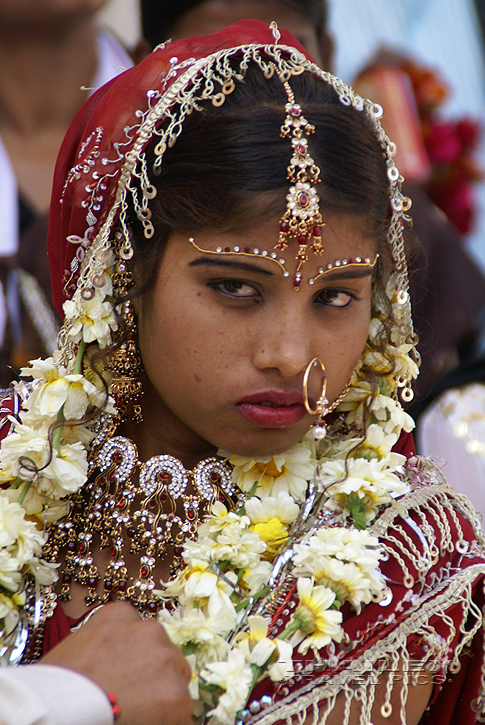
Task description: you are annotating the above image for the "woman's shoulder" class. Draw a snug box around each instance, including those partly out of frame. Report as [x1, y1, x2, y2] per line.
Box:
[248, 458, 485, 725]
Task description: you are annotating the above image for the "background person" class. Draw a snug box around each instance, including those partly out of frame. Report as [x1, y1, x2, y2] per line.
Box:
[0, 0, 133, 385]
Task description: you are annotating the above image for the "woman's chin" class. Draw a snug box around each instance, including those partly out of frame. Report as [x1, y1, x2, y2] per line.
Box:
[215, 424, 311, 459]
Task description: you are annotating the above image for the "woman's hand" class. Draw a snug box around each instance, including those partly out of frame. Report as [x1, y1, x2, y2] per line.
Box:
[41, 601, 193, 725]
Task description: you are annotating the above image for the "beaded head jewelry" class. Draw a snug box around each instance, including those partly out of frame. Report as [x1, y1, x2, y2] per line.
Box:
[276, 77, 324, 291]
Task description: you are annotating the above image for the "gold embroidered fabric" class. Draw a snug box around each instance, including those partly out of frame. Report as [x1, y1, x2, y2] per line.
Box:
[243, 463, 485, 725]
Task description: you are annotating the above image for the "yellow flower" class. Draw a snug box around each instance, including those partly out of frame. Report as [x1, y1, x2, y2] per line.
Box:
[246, 492, 300, 558]
[290, 577, 343, 654]
[251, 518, 289, 556]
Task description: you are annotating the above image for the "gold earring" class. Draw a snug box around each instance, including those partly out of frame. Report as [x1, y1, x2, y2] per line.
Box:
[106, 231, 144, 423]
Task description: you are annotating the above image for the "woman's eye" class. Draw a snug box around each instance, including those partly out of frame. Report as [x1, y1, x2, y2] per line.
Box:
[210, 279, 258, 298]
[316, 289, 355, 307]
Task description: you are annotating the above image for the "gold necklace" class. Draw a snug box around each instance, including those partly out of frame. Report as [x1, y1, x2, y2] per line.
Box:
[43, 435, 241, 615]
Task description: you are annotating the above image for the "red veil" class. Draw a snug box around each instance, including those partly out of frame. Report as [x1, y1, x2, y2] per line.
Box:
[47, 20, 313, 316]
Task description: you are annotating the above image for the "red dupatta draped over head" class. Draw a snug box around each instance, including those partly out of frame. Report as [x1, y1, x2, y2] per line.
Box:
[47, 20, 315, 318]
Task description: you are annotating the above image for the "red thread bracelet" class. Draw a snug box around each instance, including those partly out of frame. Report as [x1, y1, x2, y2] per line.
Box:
[107, 693, 121, 719]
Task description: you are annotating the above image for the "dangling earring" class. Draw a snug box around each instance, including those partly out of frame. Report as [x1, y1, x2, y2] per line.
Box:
[106, 231, 144, 423]
[303, 358, 350, 440]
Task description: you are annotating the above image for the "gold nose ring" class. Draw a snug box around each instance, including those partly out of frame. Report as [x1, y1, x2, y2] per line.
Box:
[302, 358, 328, 416]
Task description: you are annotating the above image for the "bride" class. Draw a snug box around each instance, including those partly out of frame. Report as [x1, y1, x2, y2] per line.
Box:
[0, 19, 483, 725]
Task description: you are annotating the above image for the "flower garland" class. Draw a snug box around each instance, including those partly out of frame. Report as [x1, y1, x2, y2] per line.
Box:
[0, 243, 418, 725]
[157, 392, 415, 723]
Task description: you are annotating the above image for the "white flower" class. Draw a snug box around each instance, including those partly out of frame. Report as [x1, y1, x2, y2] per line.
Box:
[227, 442, 317, 503]
[183, 503, 266, 571]
[268, 639, 294, 681]
[203, 648, 253, 725]
[235, 615, 276, 667]
[294, 527, 383, 574]
[39, 441, 89, 498]
[0, 419, 86, 498]
[235, 615, 294, 681]
[382, 398, 415, 437]
[162, 564, 238, 618]
[60, 423, 97, 447]
[158, 604, 236, 647]
[185, 653, 201, 702]
[242, 559, 272, 594]
[0, 497, 45, 566]
[0, 420, 88, 498]
[0, 591, 22, 637]
[63, 290, 118, 348]
[295, 556, 382, 611]
[4, 487, 69, 524]
[357, 424, 399, 460]
[26, 557, 58, 585]
[0, 550, 22, 592]
[340, 381, 414, 437]
[20, 356, 109, 423]
[0, 421, 52, 484]
[319, 456, 409, 524]
[19, 357, 59, 382]
[197, 502, 251, 538]
[245, 492, 300, 525]
[25, 373, 105, 421]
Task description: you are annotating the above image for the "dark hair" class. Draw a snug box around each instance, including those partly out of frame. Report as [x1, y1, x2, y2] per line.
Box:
[141, 0, 328, 52]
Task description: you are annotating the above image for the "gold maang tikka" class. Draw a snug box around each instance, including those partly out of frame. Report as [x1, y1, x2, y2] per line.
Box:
[276, 77, 324, 291]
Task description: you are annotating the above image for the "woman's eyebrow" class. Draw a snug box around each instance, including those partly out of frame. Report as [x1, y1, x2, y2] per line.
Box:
[188, 257, 274, 276]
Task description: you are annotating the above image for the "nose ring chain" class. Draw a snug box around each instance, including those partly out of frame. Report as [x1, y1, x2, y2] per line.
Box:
[303, 358, 350, 439]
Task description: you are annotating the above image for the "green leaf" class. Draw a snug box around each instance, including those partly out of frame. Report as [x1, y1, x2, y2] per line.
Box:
[344, 492, 368, 530]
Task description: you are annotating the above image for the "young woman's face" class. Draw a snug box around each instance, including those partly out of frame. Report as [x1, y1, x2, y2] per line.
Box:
[137, 215, 377, 459]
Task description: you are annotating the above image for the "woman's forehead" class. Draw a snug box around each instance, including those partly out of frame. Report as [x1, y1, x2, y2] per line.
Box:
[163, 214, 378, 289]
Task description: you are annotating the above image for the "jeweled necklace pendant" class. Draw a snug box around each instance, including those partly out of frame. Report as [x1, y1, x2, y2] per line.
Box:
[44, 436, 241, 616]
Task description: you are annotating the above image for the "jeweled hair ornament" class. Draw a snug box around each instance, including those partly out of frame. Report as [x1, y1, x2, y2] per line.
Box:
[276, 76, 324, 291]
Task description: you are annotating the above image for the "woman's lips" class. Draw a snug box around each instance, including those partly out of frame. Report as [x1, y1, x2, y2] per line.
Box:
[235, 390, 308, 429]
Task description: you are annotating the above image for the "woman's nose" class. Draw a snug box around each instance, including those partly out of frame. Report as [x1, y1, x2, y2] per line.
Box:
[252, 312, 312, 379]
